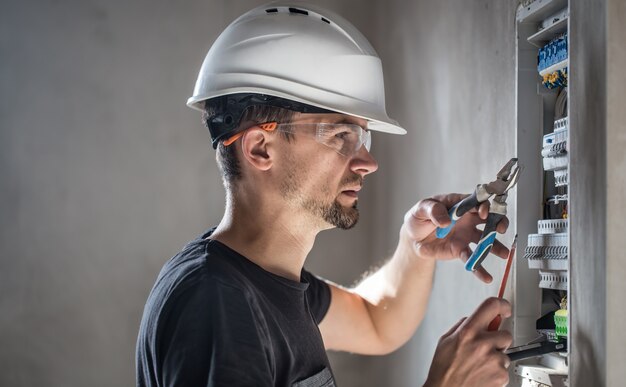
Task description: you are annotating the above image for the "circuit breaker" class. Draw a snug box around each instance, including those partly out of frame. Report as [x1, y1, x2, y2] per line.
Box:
[513, 0, 570, 385]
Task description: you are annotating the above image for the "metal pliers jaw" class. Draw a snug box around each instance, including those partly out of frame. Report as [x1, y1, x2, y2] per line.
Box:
[435, 158, 521, 271]
[485, 157, 521, 199]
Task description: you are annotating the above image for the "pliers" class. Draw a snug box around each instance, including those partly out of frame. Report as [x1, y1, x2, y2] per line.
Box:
[436, 158, 521, 272]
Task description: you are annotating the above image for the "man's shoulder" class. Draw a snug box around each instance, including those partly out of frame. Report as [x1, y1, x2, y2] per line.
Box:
[159, 236, 250, 292]
[141, 237, 259, 332]
[137, 236, 273, 387]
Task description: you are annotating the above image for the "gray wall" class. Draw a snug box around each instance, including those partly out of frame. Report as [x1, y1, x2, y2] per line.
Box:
[570, 0, 607, 384]
[607, 0, 626, 384]
[9, 0, 623, 386]
[569, 0, 626, 385]
[1, 1, 226, 385]
[0, 1, 389, 385]
[366, 1, 517, 385]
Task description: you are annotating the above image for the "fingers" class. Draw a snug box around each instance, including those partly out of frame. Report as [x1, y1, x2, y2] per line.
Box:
[459, 199, 510, 233]
[496, 216, 509, 234]
[463, 298, 512, 331]
[427, 297, 513, 387]
[405, 194, 512, 274]
[442, 317, 467, 339]
[423, 193, 475, 227]
[429, 200, 452, 228]
[434, 193, 469, 209]
[478, 201, 489, 219]
[403, 200, 449, 243]
[413, 194, 510, 235]
[483, 330, 514, 352]
[407, 198, 451, 229]
[473, 266, 493, 283]
[458, 212, 508, 237]
[490, 239, 510, 260]
[458, 247, 492, 283]
[501, 353, 512, 371]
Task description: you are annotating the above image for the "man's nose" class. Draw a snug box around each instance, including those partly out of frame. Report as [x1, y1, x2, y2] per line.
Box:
[350, 146, 379, 177]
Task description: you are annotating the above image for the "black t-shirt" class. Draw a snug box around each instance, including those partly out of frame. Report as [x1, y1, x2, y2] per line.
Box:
[136, 229, 335, 387]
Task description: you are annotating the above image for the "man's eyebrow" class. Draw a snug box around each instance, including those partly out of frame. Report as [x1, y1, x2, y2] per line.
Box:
[339, 119, 369, 131]
[335, 118, 361, 125]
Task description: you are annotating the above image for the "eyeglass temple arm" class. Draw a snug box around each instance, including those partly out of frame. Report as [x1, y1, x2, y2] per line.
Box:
[223, 122, 278, 146]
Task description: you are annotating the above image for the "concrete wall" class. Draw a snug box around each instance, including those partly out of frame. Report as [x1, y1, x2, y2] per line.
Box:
[0, 0, 526, 386]
[367, 1, 517, 385]
[606, 0, 626, 384]
[0, 1, 385, 385]
[569, 0, 607, 384]
[0, 1, 227, 385]
[569, 0, 626, 384]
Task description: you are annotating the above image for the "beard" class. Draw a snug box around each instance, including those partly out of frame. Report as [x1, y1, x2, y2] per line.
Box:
[319, 198, 359, 230]
[280, 169, 361, 230]
[299, 193, 360, 230]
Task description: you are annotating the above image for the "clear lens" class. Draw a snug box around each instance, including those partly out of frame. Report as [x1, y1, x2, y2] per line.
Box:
[277, 123, 371, 157]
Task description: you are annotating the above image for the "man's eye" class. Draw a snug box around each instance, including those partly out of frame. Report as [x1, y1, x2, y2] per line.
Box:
[335, 131, 350, 139]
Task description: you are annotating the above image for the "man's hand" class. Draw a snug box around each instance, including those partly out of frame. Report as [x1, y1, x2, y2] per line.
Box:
[402, 193, 510, 283]
[424, 298, 513, 387]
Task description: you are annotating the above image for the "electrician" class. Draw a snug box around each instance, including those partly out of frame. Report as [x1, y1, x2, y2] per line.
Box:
[136, 3, 513, 386]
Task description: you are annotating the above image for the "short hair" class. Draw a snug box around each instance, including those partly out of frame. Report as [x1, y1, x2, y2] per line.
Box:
[203, 102, 297, 187]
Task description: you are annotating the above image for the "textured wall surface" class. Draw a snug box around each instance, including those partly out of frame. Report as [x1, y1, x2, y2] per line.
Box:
[0, 1, 385, 386]
[1, 1, 519, 386]
[570, 0, 607, 385]
[0, 1, 229, 385]
[367, 1, 517, 385]
[606, 0, 626, 384]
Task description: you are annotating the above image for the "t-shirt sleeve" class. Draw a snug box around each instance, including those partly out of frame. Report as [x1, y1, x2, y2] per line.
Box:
[301, 269, 331, 324]
[159, 276, 274, 387]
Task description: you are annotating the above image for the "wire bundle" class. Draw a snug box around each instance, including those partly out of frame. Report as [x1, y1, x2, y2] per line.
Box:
[542, 68, 568, 89]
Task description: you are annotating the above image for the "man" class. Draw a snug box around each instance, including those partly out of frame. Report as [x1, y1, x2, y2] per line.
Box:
[136, 3, 513, 386]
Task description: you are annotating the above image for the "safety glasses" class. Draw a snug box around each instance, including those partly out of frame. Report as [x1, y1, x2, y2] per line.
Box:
[223, 122, 372, 158]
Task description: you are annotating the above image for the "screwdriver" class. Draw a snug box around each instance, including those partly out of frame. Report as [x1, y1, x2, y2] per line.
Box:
[488, 234, 517, 331]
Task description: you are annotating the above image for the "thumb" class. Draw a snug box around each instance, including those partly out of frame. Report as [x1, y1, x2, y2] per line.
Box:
[408, 198, 450, 228]
[430, 201, 451, 228]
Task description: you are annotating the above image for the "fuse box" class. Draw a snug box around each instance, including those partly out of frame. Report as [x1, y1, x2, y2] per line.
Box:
[514, 0, 570, 385]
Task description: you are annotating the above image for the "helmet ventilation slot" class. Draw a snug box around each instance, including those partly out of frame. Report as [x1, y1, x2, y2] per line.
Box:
[265, 7, 331, 24]
[288, 7, 308, 16]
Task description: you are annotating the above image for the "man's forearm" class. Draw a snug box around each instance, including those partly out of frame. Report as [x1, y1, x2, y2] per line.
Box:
[353, 225, 436, 353]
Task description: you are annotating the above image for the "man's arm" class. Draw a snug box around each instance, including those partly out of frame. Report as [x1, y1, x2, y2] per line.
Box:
[319, 194, 510, 355]
[319, 226, 435, 354]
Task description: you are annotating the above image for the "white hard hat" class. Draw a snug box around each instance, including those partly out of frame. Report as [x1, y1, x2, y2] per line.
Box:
[187, 2, 406, 144]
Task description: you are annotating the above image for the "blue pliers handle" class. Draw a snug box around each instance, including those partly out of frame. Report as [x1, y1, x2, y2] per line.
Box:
[464, 212, 504, 271]
[435, 193, 503, 271]
[435, 191, 482, 239]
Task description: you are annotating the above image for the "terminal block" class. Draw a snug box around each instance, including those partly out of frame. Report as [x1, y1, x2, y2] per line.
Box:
[538, 219, 568, 234]
[555, 309, 568, 338]
[539, 270, 568, 290]
[525, 232, 568, 271]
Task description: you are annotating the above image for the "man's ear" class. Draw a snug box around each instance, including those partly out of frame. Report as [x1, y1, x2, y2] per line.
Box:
[240, 126, 273, 171]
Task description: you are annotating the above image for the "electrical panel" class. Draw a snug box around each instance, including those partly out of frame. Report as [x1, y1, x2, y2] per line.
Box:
[514, 0, 570, 385]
